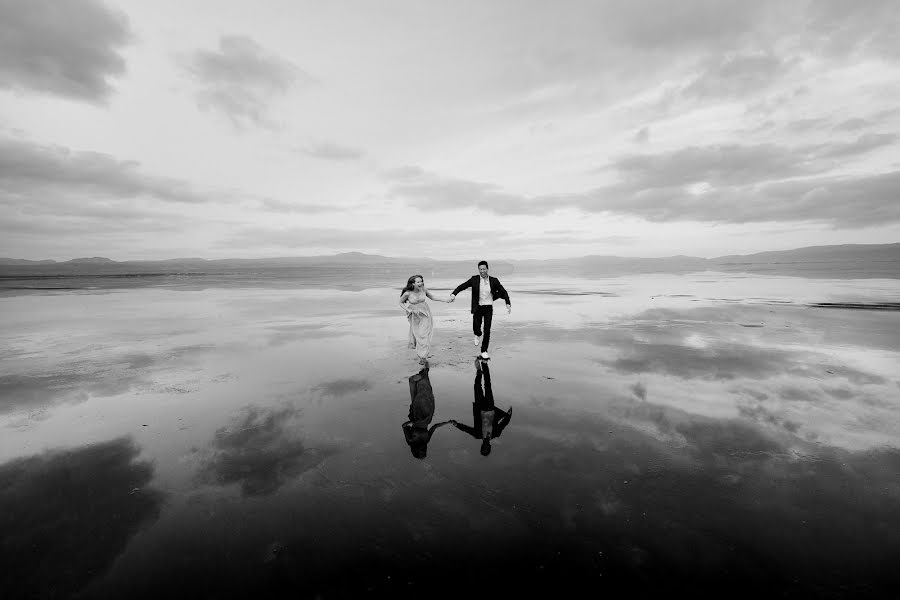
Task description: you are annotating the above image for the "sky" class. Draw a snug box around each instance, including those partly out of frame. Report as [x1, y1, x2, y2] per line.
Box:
[1, 0, 899, 261]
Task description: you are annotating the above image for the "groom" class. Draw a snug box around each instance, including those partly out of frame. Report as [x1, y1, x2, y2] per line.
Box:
[448, 260, 511, 359]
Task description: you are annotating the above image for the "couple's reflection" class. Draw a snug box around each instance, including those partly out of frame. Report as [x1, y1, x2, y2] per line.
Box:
[402, 363, 451, 459]
[402, 359, 513, 459]
[450, 359, 512, 456]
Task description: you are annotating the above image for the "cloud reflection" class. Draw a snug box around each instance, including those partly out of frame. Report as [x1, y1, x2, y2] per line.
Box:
[0, 437, 164, 599]
[502, 404, 900, 593]
[197, 406, 332, 496]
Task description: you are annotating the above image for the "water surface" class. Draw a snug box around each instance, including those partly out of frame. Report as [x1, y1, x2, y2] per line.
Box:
[1, 273, 898, 598]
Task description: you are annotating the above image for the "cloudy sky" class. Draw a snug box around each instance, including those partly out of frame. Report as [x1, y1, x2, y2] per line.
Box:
[2, 0, 899, 260]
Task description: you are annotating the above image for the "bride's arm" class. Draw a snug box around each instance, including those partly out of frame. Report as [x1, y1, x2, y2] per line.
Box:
[399, 291, 412, 313]
[425, 289, 448, 303]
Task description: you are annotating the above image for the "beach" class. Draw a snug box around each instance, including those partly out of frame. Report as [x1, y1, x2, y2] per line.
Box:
[2, 272, 899, 598]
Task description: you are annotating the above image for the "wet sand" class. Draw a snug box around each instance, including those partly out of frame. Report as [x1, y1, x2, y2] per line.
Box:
[1, 273, 899, 598]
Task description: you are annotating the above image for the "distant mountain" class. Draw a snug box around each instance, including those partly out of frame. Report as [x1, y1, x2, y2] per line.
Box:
[0, 258, 57, 265]
[332, 252, 400, 263]
[713, 243, 900, 263]
[1, 243, 897, 279]
[67, 257, 116, 264]
[514, 254, 710, 275]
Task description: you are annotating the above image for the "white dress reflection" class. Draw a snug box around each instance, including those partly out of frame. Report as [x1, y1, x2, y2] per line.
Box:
[402, 364, 451, 459]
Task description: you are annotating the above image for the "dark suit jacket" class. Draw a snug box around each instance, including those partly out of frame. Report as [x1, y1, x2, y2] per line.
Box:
[454, 405, 512, 440]
[452, 275, 511, 314]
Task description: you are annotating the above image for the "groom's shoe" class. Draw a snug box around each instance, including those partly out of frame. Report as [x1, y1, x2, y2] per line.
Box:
[473, 335, 481, 346]
[480, 351, 490, 360]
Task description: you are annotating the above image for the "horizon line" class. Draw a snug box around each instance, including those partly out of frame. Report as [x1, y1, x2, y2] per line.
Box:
[2, 241, 899, 265]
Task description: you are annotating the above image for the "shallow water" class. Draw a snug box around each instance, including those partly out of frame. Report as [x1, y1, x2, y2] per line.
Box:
[1, 273, 899, 598]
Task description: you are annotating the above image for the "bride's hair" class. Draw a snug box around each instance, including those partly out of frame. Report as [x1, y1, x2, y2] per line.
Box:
[401, 275, 424, 295]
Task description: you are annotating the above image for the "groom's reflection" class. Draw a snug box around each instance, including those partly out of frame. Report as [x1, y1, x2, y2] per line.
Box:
[402, 362, 451, 459]
[451, 359, 512, 456]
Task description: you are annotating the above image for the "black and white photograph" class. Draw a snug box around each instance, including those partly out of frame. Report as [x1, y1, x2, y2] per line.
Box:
[1, 1, 899, 598]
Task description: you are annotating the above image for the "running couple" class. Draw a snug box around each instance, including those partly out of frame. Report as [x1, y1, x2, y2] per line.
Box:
[400, 260, 512, 363]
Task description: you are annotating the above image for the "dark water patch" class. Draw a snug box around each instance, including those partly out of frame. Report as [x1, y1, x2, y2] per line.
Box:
[39, 395, 900, 599]
[0, 344, 218, 415]
[633, 304, 900, 352]
[826, 387, 856, 400]
[778, 386, 824, 403]
[196, 405, 334, 496]
[264, 322, 339, 346]
[603, 339, 887, 385]
[168, 343, 216, 356]
[821, 365, 886, 385]
[809, 302, 900, 311]
[737, 402, 801, 434]
[0, 437, 165, 600]
[517, 289, 619, 297]
[1, 286, 80, 291]
[311, 378, 370, 398]
[605, 342, 795, 381]
[749, 298, 795, 304]
[0, 369, 142, 415]
[120, 353, 156, 370]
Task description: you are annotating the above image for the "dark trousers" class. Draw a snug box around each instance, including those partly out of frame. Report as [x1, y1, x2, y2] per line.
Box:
[473, 305, 493, 352]
[475, 362, 494, 409]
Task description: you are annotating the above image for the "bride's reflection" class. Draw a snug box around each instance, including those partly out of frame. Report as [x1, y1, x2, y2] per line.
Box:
[451, 359, 512, 456]
[402, 362, 452, 459]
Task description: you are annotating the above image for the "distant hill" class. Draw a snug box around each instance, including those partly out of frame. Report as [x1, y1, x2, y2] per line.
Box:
[67, 257, 116, 264]
[708, 243, 900, 278]
[713, 243, 900, 263]
[1, 243, 897, 279]
[0, 258, 57, 265]
[514, 254, 710, 276]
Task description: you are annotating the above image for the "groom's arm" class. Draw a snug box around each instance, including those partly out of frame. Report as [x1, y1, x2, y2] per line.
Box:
[450, 277, 473, 297]
[495, 279, 511, 311]
[452, 421, 479, 439]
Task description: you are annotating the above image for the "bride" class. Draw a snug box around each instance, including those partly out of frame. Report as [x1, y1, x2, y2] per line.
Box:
[399, 275, 448, 364]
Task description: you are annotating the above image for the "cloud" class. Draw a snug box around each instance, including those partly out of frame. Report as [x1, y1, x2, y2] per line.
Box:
[0, 437, 164, 599]
[0, 135, 210, 205]
[559, 169, 900, 227]
[600, 0, 771, 52]
[806, 0, 900, 58]
[633, 127, 650, 144]
[298, 142, 364, 161]
[680, 53, 795, 100]
[220, 226, 470, 250]
[387, 130, 899, 226]
[816, 132, 898, 159]
[0, 0, 132, 102]
[785, 117, 831, 133]
[183, 35, 313, 128]
[834, 118, 871, 132]
[573, 136, 900, 226]
[257, 198, 341, 214]
[382, 166, 426, 180]
[216, 224, 618, 260]
[197, 405, 332, 496]
[385, 168, 556, 215]
[603, 143, 821, 188]
[594, 133, 897, 189]
[0, 134, 231, 255]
